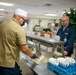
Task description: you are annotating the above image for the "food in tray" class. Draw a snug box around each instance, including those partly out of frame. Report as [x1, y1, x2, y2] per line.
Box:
[32, 55, 49, 64]
[54, 51, 62, 56]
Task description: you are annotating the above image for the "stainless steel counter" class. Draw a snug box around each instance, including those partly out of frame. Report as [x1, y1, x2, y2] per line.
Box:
[33, 63, 57, 75]
[24, 34, 64, 74]
[20, 55, 57, 75]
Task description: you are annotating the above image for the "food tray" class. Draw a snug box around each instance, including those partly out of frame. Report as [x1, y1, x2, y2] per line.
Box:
[47, 62, 76, 75]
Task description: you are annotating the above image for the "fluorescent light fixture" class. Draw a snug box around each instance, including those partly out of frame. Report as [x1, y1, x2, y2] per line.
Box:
[0, 8, 4, 11]
[45, 14, 57, 16]
[0, 16, 4, 18]
[0, 2, 14, 6]
[62, 11, 71, 14]
[62, 11, 65, 14]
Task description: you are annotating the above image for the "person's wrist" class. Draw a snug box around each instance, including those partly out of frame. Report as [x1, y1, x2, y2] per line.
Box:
[30, 53, 33, 57]
[31, 54, 38, 59]
[31, 54, 34, 58]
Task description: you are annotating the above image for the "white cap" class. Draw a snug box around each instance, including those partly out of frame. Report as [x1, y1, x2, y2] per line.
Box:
[14, 8, 27, 17]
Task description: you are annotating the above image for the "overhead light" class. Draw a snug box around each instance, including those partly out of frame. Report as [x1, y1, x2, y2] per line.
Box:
[0, 8, 4, 11]
[62, 11, 65, 14]
[45, 14, 57, 16]
[0, 16, 4, 18]
[62, 11, 71, 14]
[0, 2, 14, 6]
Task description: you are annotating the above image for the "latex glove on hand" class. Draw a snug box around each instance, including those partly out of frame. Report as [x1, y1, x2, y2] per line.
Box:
[31, 54, 38, 59]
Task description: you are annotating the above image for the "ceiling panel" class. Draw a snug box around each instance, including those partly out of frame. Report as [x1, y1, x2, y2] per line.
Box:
[0, 0, 76, 19]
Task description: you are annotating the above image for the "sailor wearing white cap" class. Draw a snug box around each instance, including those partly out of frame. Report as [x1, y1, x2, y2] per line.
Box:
[0, 8, 38, 75]
[15, 8, 27, 17]
[14, 8, 27, 26]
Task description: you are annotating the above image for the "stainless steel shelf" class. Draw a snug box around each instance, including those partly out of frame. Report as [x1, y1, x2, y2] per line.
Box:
[26, 34, 64, 57]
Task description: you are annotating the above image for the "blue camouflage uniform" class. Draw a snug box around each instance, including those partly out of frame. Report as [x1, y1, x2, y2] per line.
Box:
[57, 25, 75, 56]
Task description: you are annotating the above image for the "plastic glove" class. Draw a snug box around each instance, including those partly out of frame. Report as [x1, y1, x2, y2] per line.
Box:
[31, 54, 38, 59]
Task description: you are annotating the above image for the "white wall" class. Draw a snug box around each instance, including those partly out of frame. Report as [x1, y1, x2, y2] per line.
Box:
[27, 18, 59, 32]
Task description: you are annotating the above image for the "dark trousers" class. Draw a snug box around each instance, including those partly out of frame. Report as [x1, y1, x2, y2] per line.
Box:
[0, 63, 22, 75]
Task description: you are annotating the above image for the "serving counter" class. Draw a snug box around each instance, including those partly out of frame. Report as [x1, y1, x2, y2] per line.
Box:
[20, 53, 57, 75]
[20, 34, 65, 75]
[20, 34, 76, 75]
